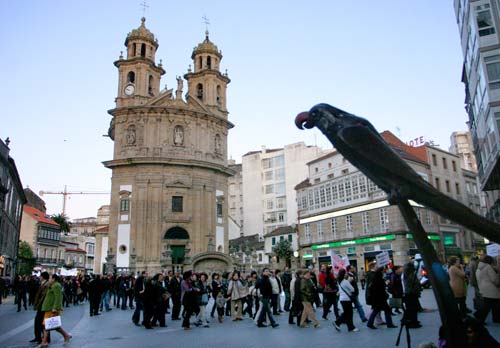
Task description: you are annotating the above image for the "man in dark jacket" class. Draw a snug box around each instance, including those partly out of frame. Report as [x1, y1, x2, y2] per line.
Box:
[255, 268, 279, 328]
[88, 275, 102, 316]
[169, 271, 182, 320]
[281, 267, 292, 311]
[29, 272, 50, 344]
[132, 271, 147, 326]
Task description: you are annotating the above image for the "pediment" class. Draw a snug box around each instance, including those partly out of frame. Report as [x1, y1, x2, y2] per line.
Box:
[185, 94, 211, 113]
[146, 89, 174, 106]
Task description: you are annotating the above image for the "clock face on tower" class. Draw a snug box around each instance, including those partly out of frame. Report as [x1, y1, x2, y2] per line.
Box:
[124, 84, 135, 96]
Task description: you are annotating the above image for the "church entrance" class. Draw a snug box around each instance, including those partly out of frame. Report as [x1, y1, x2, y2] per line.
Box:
[163, 226, 190, 271]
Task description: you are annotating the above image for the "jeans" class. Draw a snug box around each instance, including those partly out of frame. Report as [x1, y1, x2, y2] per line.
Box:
[100, 290, 110, 310]
[322, 292, 340, 319]
[257, 297, 276, 325]
[353, 295, 367, 321]
[132, 299, 144, 324]
[284, 290, 291, 311]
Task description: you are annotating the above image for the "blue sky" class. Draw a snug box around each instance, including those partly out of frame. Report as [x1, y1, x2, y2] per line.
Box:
[1, 1, 467, 219]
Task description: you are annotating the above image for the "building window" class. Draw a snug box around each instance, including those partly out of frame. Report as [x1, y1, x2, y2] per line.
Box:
[380, 208, 389, 232]
[432, 154, 437, 166]
[452, 160, 457, 172]
[341, 169, 349, 175]
[331, 218, 337, 237]
[140, 43, 146, 57]
[435, 177, 440, 191]
[278, 212, 285, 223]
[272, 237, 276, 245]
[346, 215, 353, 236]
[258, 253, 262, 262]
[315, 167, 318, 173]
[197, 83, 203, 100]
[288, 234, 292, 242]
[275, 182, 285, 195]
[318, 222, 324, 240]
[217, 203, 223, 217]
[455, 183, 460, 195]
[172, 196, 183, 213]
[305, 224, 311, 241]
[476, 4, 496, 37]
[265, 184, 274, 194]
[265, 171, 273, 181]
[327, 173, 334, 179]
[445, 180, 451, 193]
[207, 56, 212, 69]
[276, 197, 285, 209]
[275, 168, 285, 180]
[127, 71, 135, 83]
[120, 199, 130, 212]
[362, 212, 369, 234]
[280, 235, 284, 242]
[425, 209, 431, 225]
[266, 199, 273, 209]
[486, 55, 500, 89]
[442, 158, 448, 169]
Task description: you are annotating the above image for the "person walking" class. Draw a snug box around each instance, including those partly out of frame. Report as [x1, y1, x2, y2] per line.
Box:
[402, 262, 422, 328]
[169, 271, 182, 321]
[210, 273, 221, 318]
[448, 256, 470, 317]
[38, 274, 71, 348]
[474, 255, 500, 324]
[299, 270, 320, 328]
[227, 271, 246, 321]
[289, 269, 303, 325]
[16, 275, 28, 312]
[255, 268, 279, 328]
[269, 270, 280, 315]
[29, 272, 50, 344]
[282, 267, 292, 312]
[366, 267, 397, 329]
[388, 265, 404, 314]
[347, 265, 368, 322]
[132, 271, 146, 326]
[181, 271, 199, 330]
[322, 266, 339, 321]
[359, 267, 366, 290]
[334, 269, 359, 332]
[196, 273, 210, 327]
[87, 275, 102, 317]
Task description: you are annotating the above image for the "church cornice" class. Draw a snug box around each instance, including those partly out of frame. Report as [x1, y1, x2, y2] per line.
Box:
[114, 58, 165, 75]
[184, 70, 230, 84]
[107, 105, 234, 130]
[102, 157, 236, 177]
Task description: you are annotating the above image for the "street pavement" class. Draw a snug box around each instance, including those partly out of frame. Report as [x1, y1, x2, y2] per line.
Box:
[1, 288, 500, 348]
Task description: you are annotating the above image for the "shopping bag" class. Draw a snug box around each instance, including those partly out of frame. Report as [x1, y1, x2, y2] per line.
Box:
[45, 315, 62, 330]
[389, 297, 402, 309]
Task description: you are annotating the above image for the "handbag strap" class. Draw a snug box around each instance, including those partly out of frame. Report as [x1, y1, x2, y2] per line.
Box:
[339, 283, 352, 299]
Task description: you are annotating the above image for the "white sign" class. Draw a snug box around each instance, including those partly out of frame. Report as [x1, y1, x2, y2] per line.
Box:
[329, 250, 350, 275]
[60, 268, 78, 276]
[376, 251, 391, 267]
[487, 244, 500, 257]
[406, 136, 425, 147]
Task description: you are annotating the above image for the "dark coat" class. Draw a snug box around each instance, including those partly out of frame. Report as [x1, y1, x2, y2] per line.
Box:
[256, 275, 272, 299]
[369, 271, 389, 310]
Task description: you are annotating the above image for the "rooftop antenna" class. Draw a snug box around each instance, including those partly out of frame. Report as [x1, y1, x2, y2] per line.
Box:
[140, 0, 149, 17]
[396, 126, 402, 139]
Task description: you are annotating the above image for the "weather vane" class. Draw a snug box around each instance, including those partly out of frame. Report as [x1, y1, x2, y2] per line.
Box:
[202, 15, 210, 32]
[140, 0, 149, 17]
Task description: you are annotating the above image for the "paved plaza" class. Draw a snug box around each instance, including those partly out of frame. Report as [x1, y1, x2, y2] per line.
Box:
[1, 288, 500, 348]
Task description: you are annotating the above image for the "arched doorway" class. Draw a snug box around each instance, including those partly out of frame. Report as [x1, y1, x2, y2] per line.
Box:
[164, 227, 189, 265]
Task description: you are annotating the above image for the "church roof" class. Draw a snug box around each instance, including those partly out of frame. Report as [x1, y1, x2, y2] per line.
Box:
[192, 31, 222, 59]
[125, 17, 158, 47]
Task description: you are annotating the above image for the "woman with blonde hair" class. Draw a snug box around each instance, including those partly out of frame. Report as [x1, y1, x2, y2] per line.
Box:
[37, 274, 71, 348]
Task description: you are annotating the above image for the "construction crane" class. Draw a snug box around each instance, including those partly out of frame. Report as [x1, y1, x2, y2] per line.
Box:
[39, 185, 110, 216]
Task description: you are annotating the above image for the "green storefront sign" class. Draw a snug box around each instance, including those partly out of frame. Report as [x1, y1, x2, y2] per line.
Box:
[311, 234, 396, 250]
[405, 233, 441, 241]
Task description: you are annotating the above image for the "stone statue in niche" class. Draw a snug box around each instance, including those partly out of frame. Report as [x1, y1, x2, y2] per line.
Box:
[126, 125, 136, 145]
[174, 125, 184, 146]
[214, 134, 221, 153]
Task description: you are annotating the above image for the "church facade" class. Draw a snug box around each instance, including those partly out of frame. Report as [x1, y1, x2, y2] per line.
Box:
[103, 18, 234, 274]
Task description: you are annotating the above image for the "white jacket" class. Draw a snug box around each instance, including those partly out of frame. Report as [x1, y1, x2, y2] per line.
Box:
[338, 279, 354, 301]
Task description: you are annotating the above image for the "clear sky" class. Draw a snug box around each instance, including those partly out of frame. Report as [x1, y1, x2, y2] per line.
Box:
[1, 1, 467, 220]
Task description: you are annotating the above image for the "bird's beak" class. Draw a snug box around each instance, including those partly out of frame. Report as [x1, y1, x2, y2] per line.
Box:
[295, 111, 315, 130]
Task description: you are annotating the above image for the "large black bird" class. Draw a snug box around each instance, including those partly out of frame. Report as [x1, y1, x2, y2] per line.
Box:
[295, 103, 500, 243]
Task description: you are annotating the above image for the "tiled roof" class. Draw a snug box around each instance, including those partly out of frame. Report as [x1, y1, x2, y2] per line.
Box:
[95, 226, 109, 233]
[306, 150, 338, 165]
[23, 206, 60, 227]
[381, 131, 428, 165]
[294, 178, 311, 190]
[264, 225, 295, 237]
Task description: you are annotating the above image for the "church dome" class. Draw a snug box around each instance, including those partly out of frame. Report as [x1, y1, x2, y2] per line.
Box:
[191, 31, 222, 59]
[125, 17, 158, 48]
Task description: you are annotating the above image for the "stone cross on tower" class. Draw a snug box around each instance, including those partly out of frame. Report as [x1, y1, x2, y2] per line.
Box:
[140, 0, 149, 17]
[202, 15, 210, 34]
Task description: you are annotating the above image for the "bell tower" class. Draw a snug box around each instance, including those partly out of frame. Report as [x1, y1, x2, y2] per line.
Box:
[184, 30, 230, 115]
[114, 17, 165, 107]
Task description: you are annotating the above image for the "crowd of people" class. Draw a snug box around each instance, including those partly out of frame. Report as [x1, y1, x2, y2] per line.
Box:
[3, 254, 500, 347]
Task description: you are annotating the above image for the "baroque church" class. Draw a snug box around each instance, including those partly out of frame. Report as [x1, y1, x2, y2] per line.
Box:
[103, 17, 234, 273]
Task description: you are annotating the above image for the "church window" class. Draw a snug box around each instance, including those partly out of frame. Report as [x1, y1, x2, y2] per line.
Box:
[217, 202, 223, 217]
[127, 71, 135, 83]
[133, 43, 137, 57]
[216, 85, 221, 104]
[172, 196, 183, 213]
[148, 75, 153, 96]
[120, 199, 130, 212]
[141, 43, 146, 57]
[197, 83, 203, 100]
[199, 57, 203, 70]
[207, 56, 212, 69]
